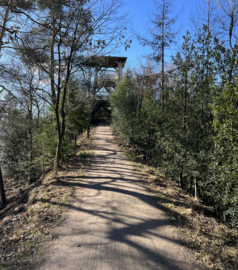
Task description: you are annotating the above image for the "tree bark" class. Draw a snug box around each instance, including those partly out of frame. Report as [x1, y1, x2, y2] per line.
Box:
[194, 177, 198, 199]
[87, 125, 90, 138]
[0, 0, 13, 205]
[180, 165, 184, 190]
[0, 0, 13, 53]
[53, 27, 73, 171]
[54, 133, 62, 170]
[0, 166, 6, 205]
[161, 1, 165, 112]
[50, 17, 57, 104]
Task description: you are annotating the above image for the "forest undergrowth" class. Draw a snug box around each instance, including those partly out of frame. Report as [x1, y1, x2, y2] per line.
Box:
[0, 130, 94, 270]
[114, 130, 238, 270]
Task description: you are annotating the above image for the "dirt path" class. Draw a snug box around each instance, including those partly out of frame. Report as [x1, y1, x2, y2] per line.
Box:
[38, 123, 199, 270]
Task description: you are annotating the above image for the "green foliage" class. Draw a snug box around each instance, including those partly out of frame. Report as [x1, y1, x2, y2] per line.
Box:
[64, 80, 91, 136]
[110, 71, 139, 145]
[0, 80, 91, 183]
[1, 0, 238, 230]
[34, 82, 91, 171]
[157, 29, 215, 201]
[34, 117, 58, 171]
[111, 28, 238, 227]
[0, 109, 41, 183]
[161, 32, 198, 187]
[209, 81, 238, 226]
[111, 71, 161, 160]
[35, 121, 82, 174]
[136, 90, 160, 160]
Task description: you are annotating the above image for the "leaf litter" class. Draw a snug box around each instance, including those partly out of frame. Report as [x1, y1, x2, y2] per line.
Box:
[0, 131, 94, 270]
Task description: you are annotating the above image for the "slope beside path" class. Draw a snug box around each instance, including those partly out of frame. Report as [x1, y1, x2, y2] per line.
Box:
[38, 123, 199, 270]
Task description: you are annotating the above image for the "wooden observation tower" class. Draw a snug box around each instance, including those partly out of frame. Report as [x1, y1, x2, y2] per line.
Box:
[85, 56, 127, 135]
[85, 56, 127, 95]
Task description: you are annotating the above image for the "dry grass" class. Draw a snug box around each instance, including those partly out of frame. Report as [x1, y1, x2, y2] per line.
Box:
[115, 134, 238, 270]
[0, 130, 94, 270]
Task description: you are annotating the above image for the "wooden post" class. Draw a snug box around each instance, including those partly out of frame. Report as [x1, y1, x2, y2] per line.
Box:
[115, 60, 123, 81]
[119, 62, 122, 81]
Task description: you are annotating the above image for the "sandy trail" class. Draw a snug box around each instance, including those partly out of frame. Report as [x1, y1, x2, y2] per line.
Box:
[38, 123, 198, 270]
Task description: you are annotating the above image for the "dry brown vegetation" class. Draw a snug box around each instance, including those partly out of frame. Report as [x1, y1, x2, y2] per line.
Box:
[115, 134, 238, 270]
[0, 131, 94, 270]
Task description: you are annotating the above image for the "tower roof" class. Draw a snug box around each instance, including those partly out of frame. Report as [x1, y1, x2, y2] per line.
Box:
[85, 56, 127, 68]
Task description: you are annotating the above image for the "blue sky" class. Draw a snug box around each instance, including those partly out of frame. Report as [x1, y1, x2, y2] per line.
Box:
[119, 0, 200, 69]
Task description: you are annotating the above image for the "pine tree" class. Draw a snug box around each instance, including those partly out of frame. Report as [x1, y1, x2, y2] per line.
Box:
[138, 0, 181, 111]
[110, 71, 139, 145]
[164, 32, 195, 189]
[190, 26, 215, 198]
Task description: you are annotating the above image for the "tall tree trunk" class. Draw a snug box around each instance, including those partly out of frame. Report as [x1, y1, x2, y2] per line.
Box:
[0, 0, 13, 53]
[180, 165, 184, 190]
[183, 64, 188, 133]
[29, 82, 34, 183]
[194, 177, 198, 198]
[161, 3, 165, 112]
[54, 102, 67, 171]
[87, 123, 90, 138]
[50, 17, 57, 104]
[0, 166, 6, 205]
[0, 2, 12, 204]
[54, 133, 62, 170]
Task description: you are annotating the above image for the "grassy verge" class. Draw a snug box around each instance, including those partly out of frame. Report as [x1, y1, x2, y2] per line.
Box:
[0, 130, 94, 270]
[114, 132, 238, 270]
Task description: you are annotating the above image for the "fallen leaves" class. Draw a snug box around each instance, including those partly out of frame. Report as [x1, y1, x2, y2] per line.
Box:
[0, 131, 94, 269]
